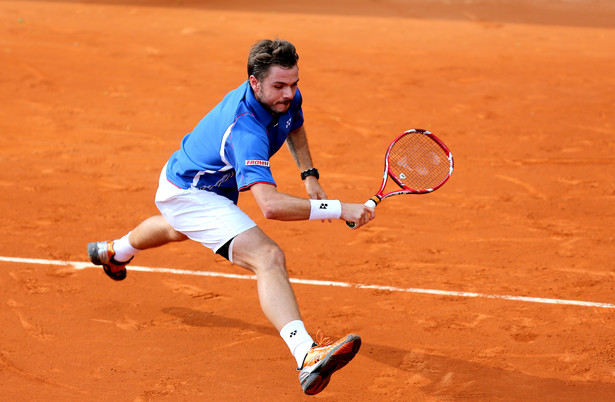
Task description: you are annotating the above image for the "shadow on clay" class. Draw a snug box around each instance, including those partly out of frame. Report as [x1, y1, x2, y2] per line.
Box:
[363, 342, 615, 401]
[163, 306, 615, 400]
[161, 306, 277, 336]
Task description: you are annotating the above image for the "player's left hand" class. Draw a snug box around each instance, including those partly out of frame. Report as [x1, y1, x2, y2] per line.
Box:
[304, 176, 327, 200]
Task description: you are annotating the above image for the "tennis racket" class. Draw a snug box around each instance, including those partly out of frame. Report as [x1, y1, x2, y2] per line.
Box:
[347, 129, 454, 228]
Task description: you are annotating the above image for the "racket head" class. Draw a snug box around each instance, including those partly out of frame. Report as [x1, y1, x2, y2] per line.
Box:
[346, 129, 453, 229]
[382, 129, 453, 196]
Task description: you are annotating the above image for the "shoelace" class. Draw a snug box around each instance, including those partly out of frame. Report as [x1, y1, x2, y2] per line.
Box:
[314, 329, 332, 347]
[298, 330, 334, 371]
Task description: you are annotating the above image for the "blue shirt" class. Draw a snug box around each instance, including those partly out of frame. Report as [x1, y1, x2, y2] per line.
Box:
[166, 81, 304, 204]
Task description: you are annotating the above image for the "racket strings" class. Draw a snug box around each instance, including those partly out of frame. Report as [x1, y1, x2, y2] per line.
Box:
[388, 133, 450, 190]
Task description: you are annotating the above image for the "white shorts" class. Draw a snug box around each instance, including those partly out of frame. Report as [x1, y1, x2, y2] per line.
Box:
[154, 165, 256, 257]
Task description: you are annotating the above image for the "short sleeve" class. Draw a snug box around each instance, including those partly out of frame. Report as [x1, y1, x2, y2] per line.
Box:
[228, 115, 276, 191]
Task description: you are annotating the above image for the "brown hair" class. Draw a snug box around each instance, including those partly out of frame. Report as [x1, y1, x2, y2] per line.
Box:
[247, 39, 299, 80]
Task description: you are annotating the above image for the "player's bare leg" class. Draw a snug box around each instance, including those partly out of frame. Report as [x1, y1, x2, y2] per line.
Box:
[129, 215, 188, 250]
[231, 226, 301, 331]
[232, 226, 361, 395]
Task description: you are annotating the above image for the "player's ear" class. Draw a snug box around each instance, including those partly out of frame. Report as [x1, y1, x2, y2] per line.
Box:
[249, 75, 260, 92]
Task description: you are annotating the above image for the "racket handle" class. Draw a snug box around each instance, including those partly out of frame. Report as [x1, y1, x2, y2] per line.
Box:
[346, 197, 379, 228]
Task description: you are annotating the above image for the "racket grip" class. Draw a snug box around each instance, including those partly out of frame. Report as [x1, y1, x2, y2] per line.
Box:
[346, 198, 379, 229]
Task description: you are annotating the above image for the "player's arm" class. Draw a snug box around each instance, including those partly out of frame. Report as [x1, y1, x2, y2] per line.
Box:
[285, 126, 327, 200]
[250, 182, 374, 226]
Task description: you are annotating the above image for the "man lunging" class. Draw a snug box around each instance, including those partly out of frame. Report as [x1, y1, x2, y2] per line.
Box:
[88, 39, 375, 395]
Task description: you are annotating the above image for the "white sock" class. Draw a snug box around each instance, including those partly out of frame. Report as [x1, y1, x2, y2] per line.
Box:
[280, 320, 314, 368]
[112, 233, 140, 262]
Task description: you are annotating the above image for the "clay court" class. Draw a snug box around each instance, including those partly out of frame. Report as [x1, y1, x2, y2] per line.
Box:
[1, 0, 615, 400]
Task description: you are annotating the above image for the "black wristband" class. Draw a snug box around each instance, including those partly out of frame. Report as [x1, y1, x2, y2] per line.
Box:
[301, 168, 319, 180]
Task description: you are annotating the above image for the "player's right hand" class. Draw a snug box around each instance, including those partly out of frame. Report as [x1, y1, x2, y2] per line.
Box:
[341, 203, 375, 228]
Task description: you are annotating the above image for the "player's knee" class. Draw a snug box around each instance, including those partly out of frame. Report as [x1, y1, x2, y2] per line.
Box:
[258, 243, 287, 275]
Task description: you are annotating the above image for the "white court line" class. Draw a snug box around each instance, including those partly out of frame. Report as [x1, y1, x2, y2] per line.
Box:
[1, 255, 614, 309]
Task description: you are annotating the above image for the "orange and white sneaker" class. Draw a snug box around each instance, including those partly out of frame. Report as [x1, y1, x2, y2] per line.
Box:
[298, 331, 361, 395]
[87, 241, 132, 281]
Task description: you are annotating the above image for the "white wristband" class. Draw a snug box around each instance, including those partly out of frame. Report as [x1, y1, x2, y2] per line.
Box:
[309, 199, 342, 220]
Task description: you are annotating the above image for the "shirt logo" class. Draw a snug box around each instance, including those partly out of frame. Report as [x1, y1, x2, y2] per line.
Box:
[285, 118, 292, 129]
[245, 160, 270, 167]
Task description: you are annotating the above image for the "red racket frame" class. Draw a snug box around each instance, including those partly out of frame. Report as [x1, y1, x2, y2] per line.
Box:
[347, 129, 453, 228]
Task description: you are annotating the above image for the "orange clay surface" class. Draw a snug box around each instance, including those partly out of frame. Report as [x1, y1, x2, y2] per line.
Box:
[1, 0, 615, 400]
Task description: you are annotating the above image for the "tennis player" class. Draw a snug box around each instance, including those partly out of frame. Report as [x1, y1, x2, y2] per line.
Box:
[88, 39, 374, 395]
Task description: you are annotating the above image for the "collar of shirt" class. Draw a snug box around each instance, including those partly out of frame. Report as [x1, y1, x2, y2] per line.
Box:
[244, 81, 275, 129]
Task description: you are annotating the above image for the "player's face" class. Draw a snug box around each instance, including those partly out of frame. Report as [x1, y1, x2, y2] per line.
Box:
[250, 65, 299, 116]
